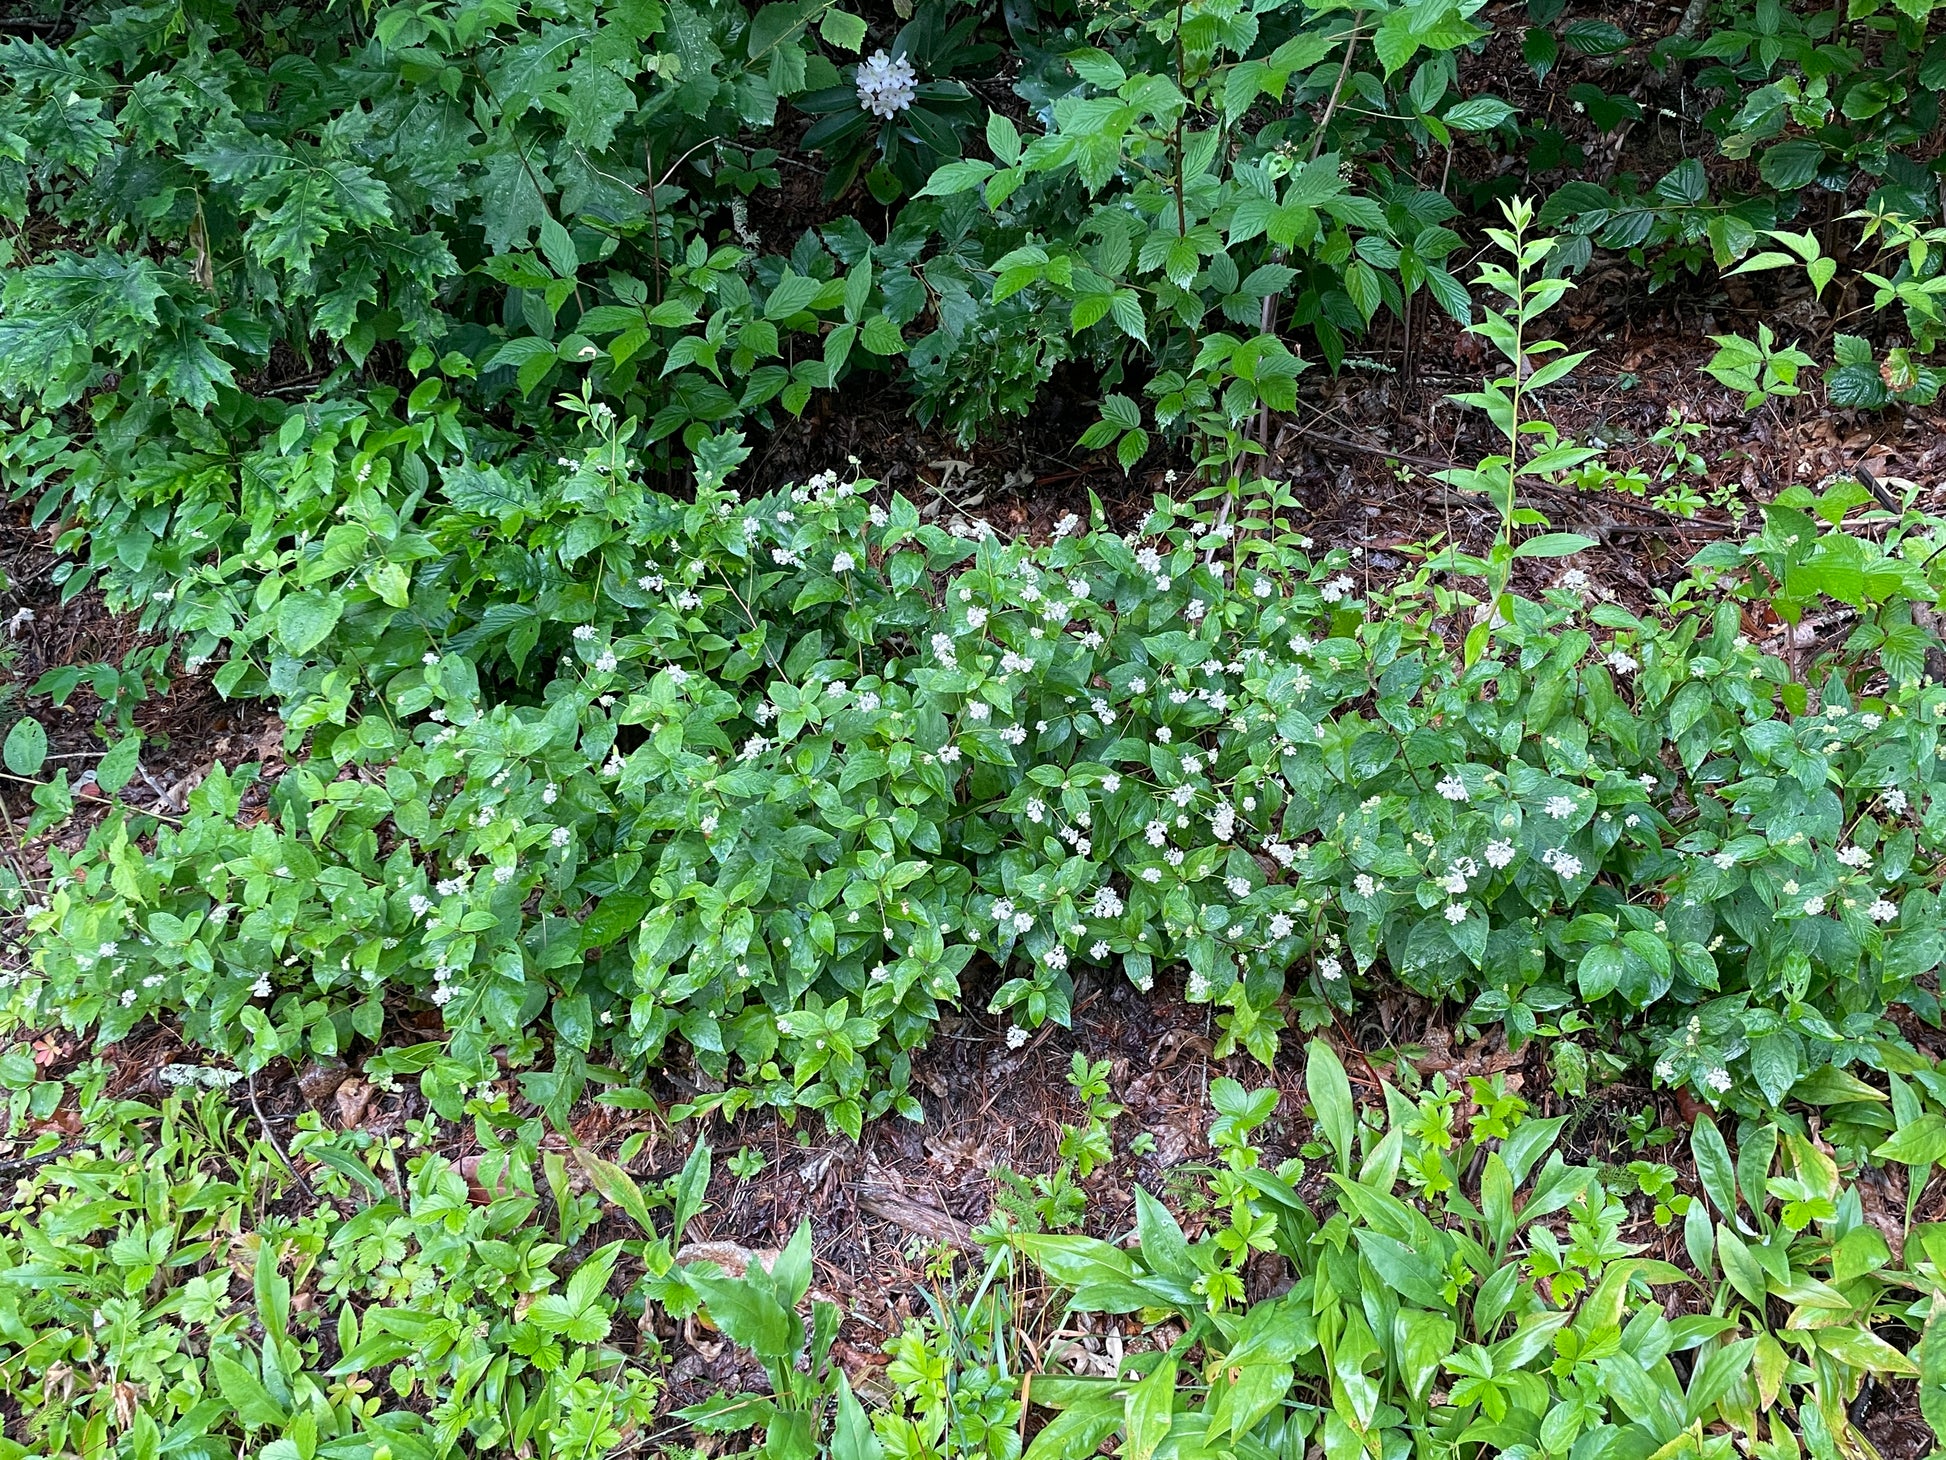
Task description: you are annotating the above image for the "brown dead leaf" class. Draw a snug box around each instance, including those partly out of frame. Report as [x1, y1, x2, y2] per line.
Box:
[334, 1077, 372, 1130]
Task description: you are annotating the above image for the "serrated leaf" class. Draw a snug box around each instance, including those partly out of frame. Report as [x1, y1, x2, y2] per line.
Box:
[819, 7, 867, 51]
[538, 216, 579, 279]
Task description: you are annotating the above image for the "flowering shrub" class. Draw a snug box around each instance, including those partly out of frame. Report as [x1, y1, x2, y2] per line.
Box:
[12, 388, 1946, 1127]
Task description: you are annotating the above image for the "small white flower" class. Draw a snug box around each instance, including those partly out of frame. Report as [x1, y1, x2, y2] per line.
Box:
[1444, 904, 1468, 924]
[1837, 846, 1872, 869]
[1885, 789, 1909, 813]
[1442, 870, 1468, 895]
[1006, 1025, 1029, 1049]
[1860, 712, 1882, 729]
[1484, 840, 1515, 869]
[1436, 774, 1468, 802]
[1705, 1068, 1733, 1094]
[1713, 851, 1736, 869]
[991, 898, 1016, 925]
[1606, 648, 1638, 673]
[251, 975, 272, 998]
[1803, 895, 1826, 916]
[550, 826, 572, 848]
[1226, 876, 1252, 899]
[1091, 887, 1124, 918]
[1090, 939, 1110, 960]
[572, 624, 596, 641]
[1317, 955, 1343, 981]
[1869, 899, 1898, 922]
[1354, 873, 1378, 897]
[1782, 879, 1800, 895]
[1544, 795, 1576, 819]
[832, 551, 855, 573]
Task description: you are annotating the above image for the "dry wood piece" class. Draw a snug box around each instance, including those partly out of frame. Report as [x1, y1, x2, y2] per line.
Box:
[855, 1180, 974, 1249]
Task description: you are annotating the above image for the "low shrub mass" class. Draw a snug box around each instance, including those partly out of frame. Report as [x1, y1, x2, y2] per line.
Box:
[16, 439, 1946, 1135]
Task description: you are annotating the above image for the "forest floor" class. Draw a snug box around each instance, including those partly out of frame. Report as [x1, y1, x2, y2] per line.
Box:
[5, 0, 1946, 1443]
[3, 269, 1942, 1455]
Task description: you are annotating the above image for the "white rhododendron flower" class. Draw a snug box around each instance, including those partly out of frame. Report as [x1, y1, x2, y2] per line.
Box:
[855, 50, 917, 117]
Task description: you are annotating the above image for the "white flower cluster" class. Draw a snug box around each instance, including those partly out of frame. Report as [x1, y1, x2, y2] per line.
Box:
[855, 50, 918, 117]
[1541, 846, 1583, 880]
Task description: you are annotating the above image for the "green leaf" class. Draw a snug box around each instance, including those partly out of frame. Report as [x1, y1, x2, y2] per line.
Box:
[1015, 1234, 1135, 1291]
[764, 271, 823, 320]
[1715, 1224, 1767, 1308]
[1305, 1038, 1356, 1172]
[1125, 1354, 1176, 1460]
[1523, 26, 1559, 76]
[831, 1377, 884, 1460]
[1759, 139, 1823, 191]
[1653, 157, 1706, 205]
[210, 1349, 287, 1429]
[1443, 97, 1515, 131]
[444, 463, 539, 520]
[1577, 944, 1624, 1000]
[1133, 1187, 1191, 1277]
[1919, 1302, 1946, 1440]
[1690, 1116, 1738, 1219]
[819, 7, 867, 51]
[1397, 1310, 1455, 1402]
[1817, 1326, 1918, 1376]
[1067, 47, 1125, 89]
[919, 160, 997, 197]
[987, 111, 1022, 166]
[538, 216, 579, 279]
[95, 734, 142, 796]
[1874, 1113, 1946, 1168]
[1514, 532, 1598, 559]
[3, 717, 46, 777]
[275, 592, 344, 656]
[688, 1263, 801, 1362]
[1372, 16, 1420, 76]
[1562, 19, 1630, 54]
